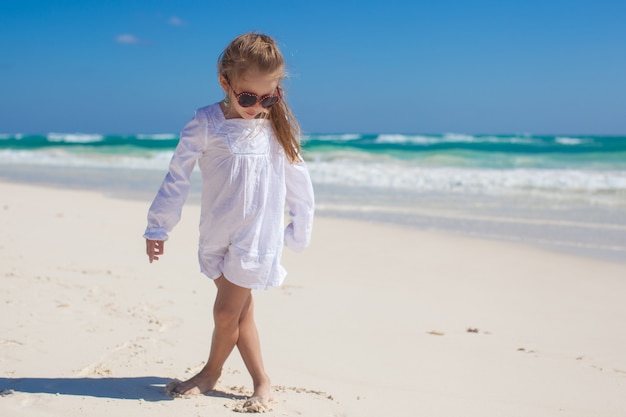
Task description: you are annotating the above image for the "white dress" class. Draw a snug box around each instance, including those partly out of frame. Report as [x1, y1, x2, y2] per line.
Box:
[144, 103, 315, 290]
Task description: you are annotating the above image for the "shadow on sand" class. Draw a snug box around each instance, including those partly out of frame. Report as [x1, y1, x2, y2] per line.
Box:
[0, 376, 246, 402]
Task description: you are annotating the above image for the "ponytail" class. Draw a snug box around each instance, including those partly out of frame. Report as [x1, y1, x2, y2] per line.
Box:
[269, 89, 302, 163]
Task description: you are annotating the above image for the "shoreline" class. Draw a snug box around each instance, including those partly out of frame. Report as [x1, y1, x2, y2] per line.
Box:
[2, 166, 625, 264]
[1, 180, 626, 416]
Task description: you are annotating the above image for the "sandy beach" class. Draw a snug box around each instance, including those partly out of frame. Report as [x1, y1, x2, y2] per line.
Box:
[1, 180, 626, 416]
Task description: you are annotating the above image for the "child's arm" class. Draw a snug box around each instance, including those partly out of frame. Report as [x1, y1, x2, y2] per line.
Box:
[284, 158, 315, 252]
[146, 239, 165, 263]
[144, 109, 207, 244]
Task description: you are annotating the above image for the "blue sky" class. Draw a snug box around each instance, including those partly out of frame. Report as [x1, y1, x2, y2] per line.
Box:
[1, 0, 625, 135]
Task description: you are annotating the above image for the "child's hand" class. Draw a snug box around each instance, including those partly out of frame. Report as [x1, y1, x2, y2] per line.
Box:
[146, 239, 165, 263]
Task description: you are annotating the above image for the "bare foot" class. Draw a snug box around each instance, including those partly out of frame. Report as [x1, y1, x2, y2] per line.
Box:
[234, 396, 272, 413]
[252, 378, 272, 405]
[237, 377, 272, 412]
[168, 370, 221, 397]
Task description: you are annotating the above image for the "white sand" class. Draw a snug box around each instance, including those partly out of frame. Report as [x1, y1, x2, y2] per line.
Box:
[1, 181, 626, 416]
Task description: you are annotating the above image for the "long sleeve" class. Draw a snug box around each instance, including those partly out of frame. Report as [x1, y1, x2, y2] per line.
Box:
[283, 158, 315, 252]
[143, 111, 206, 240]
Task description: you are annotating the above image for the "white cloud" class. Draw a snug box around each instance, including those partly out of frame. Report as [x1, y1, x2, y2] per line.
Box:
[168, 16, 186, 26]
[115, 34, 144, 44]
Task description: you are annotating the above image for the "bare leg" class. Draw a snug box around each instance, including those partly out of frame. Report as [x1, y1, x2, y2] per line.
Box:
[174, 276, 252, 395]
[173, 276, 271, 407]
[236, 292, 271, 409]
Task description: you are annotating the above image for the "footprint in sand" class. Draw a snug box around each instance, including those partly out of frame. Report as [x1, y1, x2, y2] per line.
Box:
[163, 381, 333, 414]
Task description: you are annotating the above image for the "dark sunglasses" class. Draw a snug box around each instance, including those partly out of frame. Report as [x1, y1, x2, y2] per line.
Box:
[227, 80, 281, 108]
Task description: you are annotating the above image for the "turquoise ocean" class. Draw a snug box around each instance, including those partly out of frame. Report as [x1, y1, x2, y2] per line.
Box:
[1, 132, 625, 261]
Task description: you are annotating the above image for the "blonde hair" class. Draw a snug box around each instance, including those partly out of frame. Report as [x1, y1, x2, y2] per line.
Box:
[218, 33, 302, 163]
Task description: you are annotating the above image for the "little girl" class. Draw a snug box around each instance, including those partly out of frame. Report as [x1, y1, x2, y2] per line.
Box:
[143, 33, 314, 411]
